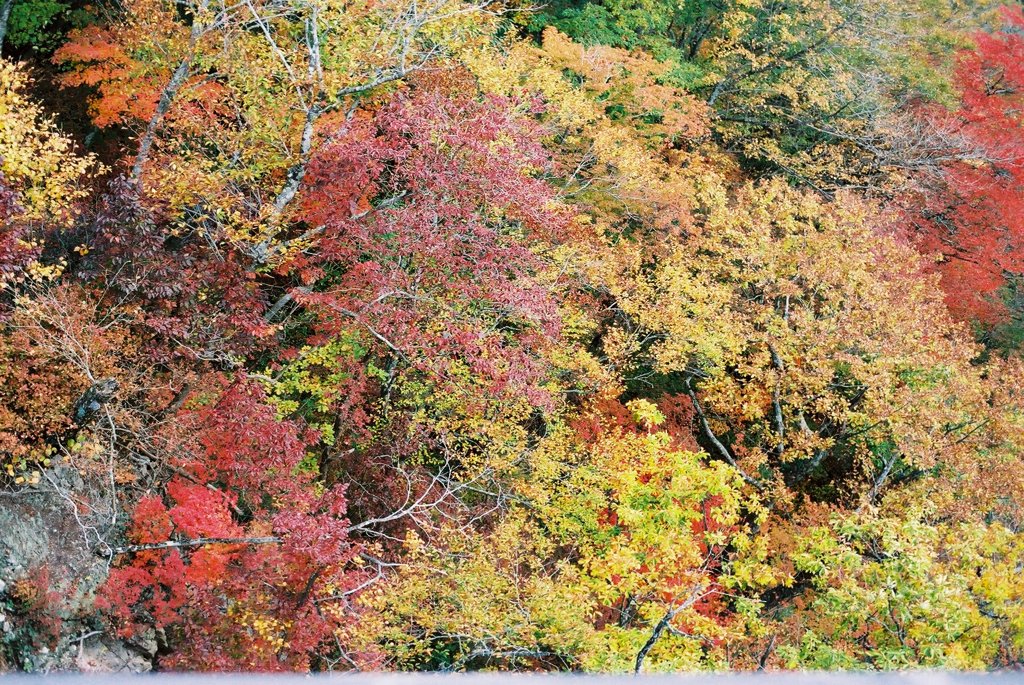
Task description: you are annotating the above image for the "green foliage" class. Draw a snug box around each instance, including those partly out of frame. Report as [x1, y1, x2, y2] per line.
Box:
[263, 334, 369, 446]
[5, 0, 70, 52]
[529, 0, 1000, 186]
[786, 513, 1007, 669]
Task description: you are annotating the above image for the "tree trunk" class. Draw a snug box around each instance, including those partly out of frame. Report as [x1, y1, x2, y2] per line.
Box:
[130, 0, 213, 181]
[73, 378, 119, 426]
[130, 57, 194, 181]
[0, 0, 14, 52]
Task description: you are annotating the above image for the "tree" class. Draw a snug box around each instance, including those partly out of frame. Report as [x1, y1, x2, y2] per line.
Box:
[359, 402, 764, 672]
[779, 510, 1024, 669]
[53, 0, 503, 258]
[289, 82, 570, 400]
[531, 0, 1001, 188]
[6, 0, 1024, 674]
[902, 6, 1024, 326]
[0, 57, 95, 285]
[98, 380, 363, 670]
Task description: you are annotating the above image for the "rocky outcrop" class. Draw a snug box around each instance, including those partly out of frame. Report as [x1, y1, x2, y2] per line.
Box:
[0, 463, 151, 673]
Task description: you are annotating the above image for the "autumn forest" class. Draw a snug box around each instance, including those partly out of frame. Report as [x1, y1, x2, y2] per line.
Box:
[1, 0, 1024, 673]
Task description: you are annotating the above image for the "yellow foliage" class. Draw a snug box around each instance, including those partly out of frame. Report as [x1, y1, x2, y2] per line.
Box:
[0, 59, 97, 225]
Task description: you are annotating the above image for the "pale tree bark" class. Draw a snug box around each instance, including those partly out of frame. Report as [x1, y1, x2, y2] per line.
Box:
[130, 0, 220, 182]
[686, 383, 764, 490]
[247, 0, 500, 266]
[108, 536, 283, 557]
[130, 59, 193, 181]
[634, 585, 712, 673]
[0, 0, 13, 52]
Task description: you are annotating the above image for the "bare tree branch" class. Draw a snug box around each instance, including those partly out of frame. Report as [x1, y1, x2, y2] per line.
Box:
[634, 584, 711, 673]
[106, 536, 283, 557]
[686, 384, 764, 490]
[131, 0, 228, 181]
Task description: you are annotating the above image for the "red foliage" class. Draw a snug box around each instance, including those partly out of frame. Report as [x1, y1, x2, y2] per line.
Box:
[7, 566, 64, 653]
[85, 178, 273, 359]
[98, 380, 366, 670]
[292, 85, 573, 408]
[658, 394, 699, 451]
[570, 394, 699, 449]
[904, 6, 1024, 323]
[52, 26, 160, 127]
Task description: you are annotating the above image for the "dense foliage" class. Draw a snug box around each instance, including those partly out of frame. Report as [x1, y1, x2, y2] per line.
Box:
[1, 0, 1023, 673]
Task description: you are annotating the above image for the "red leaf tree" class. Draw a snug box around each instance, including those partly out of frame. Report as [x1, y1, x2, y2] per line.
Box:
[98, 380, 366, 670]
[905, 5, 1024, 324]
[290, 83, 573, 407]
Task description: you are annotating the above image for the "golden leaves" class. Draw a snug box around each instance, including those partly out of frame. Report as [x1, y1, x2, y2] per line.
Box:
[0, 59, 98, 225]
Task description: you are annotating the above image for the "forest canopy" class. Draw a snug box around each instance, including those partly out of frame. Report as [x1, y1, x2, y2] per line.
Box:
[1, 0, 1024, 673]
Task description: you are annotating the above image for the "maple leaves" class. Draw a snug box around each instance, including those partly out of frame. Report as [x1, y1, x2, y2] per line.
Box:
[51, 24, 156, 127]
[624, 181, 989, 498]
[52, 0, 505, 255]
[550, 425, 757, 671]
[359, 404, 759, 672]
[101, 381, 360, 670]
[292, 85, 570, 403]
[901, 6, 1024, 324]
[534, 0, 998, 187]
